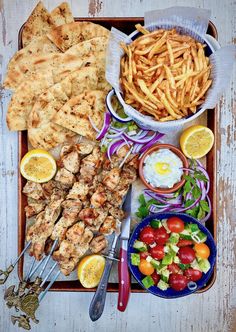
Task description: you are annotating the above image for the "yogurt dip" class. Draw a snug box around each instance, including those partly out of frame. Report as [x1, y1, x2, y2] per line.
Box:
[143, 149, 184, 189]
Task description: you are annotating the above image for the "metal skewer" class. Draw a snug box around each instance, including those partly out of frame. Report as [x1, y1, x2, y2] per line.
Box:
[0, 241, 32, 285]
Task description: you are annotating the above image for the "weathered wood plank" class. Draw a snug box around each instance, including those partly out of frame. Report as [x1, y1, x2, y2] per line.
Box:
[0, 0, 235, 331]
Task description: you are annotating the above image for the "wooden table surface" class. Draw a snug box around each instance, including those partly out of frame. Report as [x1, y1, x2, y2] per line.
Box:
[0, 1, 235, 331]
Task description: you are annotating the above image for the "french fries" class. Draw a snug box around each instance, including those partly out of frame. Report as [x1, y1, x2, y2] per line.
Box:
[120, 26, 212, 121]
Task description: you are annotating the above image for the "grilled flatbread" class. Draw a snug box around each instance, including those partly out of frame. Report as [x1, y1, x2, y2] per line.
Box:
[51, 2, 74, 26]
[6, 73, 54, 131]
[53, 90, 106, 140]
[47, 22, 109, 52]
[6, 36, 61, 73]
[4, 36, 109, 90]
[22, 1, 56, 47]
[28, 67, 100, 150]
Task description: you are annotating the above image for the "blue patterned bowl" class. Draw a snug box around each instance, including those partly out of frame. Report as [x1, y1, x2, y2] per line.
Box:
[128, 212, 216, 298]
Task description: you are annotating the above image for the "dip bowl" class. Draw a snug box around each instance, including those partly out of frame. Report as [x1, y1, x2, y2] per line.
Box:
[139, 143, 189, 194]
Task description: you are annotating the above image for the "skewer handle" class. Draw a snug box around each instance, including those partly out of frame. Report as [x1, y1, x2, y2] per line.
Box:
[89, 258, 113, 321]
[0, 265, 14, 285]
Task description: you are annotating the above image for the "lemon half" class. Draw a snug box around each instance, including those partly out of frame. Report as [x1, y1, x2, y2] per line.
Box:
[77, 255, 105, 288]
[180, 125, 214, 159]
[20, 149, 57, 183]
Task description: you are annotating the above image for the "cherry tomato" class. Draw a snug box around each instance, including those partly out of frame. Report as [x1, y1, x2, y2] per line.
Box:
[178, 246, 196, 264]
[167, 217, 185, 233]
[184, 268, 203, 282]
[149, 244, 165, 260]
[151, 271, 160, 285]
[169, 273, 188, 291]
[138, 259, 155, 276]
[168, 262, 181, 274]
[177, 239, 193, 247]
[154, 227, 169, 245]
[139, 251, 149, 259]
[139, 226, 155, 244]
[194, 243, 210, 259]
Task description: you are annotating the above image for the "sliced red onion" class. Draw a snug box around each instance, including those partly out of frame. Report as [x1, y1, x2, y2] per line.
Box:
[96, 112, 111, 140]
[199, 195, 212, 223]
[107, 139, 124, 161]
[89, 116, 100, 133]
[149, 205, 171, 213]
[196, 165, 210, 194]
[106, 130, 125, 139]
[144, 189, 175, 199]
[140, 133, 165, 154]
[123, 132, 156, 144]
[173, 195, 201, 212]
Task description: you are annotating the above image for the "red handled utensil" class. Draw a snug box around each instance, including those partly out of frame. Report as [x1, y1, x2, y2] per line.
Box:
[117, 186, 132, 312]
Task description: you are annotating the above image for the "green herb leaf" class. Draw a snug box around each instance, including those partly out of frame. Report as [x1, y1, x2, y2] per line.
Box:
[192, 186, 201, 199]
[183, 181, 192, 197]
[200, 200, 210, 212]
[179, 263, 190, 270]
[183, 175, 196, 186]
[138, 194, 146, 206]
[194, 172, 208, 182]
[197, 206, 206, 220]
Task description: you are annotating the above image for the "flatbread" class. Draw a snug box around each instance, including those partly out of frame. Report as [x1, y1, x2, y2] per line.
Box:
[28, 67, 100, 150]
[6, 36, 61, 73]
[4, 36, 109, 90]
[6, 73, 54, 131]
[22, 1, 56, 47]
[47, 22, 110, 52]
[51, 2, 74, 26]
[53, 90, 106, 140]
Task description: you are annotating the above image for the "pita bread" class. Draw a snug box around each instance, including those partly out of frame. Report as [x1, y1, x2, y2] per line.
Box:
[4, 37, 109, 90]
[51, 2, 74, 26]
[28, 67, 99, 149]
[7, 36, 61, 73]
[53, 90, 106, 140]
[22, 2, 56, 47]
[6, 73, 54, 131]
[47, 22, 110, 52]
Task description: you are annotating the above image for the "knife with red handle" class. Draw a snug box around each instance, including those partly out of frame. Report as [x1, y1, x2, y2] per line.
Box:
[117, 187, 132, 312]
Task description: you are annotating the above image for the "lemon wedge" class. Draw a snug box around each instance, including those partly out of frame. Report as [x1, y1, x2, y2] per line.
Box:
[20, 149, 57, 183]
[180, 125, 214, 159]
[77, 255, 105, 288]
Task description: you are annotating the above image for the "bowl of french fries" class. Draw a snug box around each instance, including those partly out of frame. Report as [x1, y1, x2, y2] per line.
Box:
[117, 24, 214, 130]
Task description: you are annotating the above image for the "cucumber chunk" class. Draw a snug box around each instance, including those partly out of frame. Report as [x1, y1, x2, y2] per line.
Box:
[157, 279, 169, 291]
[162, 253, 173, 265]
[151, 259, 160, 269]
[131, 253, 140, 266]
[161, 269, 170, 283]
[168, 232, 180, 244]
[142, 275, 154, 289]
[198, 259, 211, 273]
[133, 240, 147, 252]
[150, 219, 162, 229]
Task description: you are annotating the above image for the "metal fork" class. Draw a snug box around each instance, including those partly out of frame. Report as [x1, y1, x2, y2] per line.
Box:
[89, 221, 121, 321]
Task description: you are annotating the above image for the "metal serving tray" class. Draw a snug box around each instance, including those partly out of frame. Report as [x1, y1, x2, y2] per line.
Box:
[18, 17, 217, 293]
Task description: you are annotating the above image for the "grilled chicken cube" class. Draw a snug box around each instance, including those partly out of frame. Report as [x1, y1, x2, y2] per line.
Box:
[23, 181, 45, 200]
[55, 168, 76, 188]
[65, 222, 85, 244]
[78, 208, 99, 226]
[41, 180, 57, 199]
[61, 199, 82, 220]
[25, 198, 46, 218]
[89, 234, 108, 253]
[102, 168, 120, 191]
[53, 224, 93, 276]
[67, 181, 89, 201]
[58, 150, 80, 174]
[91, 185, 107, 208]
[79, 147, 102, 183]
[99, 216, 117, 235]
[87, 209, 108, 231]
[105, 203, 125, 220]
[75, 142, 94, 155]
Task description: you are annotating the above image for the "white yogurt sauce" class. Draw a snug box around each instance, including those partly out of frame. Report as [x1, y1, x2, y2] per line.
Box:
[143, 149, 183, 188]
